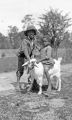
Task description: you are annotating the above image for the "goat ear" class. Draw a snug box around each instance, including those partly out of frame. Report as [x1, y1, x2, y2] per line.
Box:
[58, 57, 62, 62]
[53, 59, 57, 63]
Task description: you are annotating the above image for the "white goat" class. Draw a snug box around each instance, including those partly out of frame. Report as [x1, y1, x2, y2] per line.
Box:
[22, 58, 44, 95]
[48, 57, 62, 91]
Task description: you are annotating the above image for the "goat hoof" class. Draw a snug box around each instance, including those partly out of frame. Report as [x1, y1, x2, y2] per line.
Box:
[38, 91, 42, 95]
[47, 88, 51, 92]
[27, 88, 31, 92]
[57, 88, 61, 91]
[38, 92, 41, 95]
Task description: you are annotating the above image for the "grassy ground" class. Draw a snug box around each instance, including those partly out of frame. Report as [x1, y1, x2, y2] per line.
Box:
[0, 56, 71, 73]
[0, 64, 72, 119]
[0, 47, 72, 73]
[0, 54, 72, 120]
[0, 57, 17, 73]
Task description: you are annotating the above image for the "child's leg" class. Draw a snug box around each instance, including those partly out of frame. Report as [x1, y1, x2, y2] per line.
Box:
[16, 56, 24, 90]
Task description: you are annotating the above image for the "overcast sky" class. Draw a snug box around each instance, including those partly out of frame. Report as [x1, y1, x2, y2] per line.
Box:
[0, 0, 72, 35]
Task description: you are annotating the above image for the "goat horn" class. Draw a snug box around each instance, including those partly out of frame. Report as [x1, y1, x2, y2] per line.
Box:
[22, 61, 29, 66]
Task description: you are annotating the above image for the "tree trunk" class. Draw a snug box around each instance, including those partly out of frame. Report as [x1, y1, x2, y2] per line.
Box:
[51, 47, 58, 59]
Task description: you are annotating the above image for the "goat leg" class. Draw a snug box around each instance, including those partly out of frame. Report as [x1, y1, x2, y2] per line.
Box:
[38, 77, 43, 95]
[57, 78, 61, 91]
[44, 68, 51, 91]
[38, 85, 42, 95]
[27, 71, 34, 92]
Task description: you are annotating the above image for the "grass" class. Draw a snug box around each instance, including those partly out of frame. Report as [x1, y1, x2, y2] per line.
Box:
[0, 50, 72, 119]
[0, 48, 72, 73]
[0, 57, 17, 73]
[0, 64, 71, 119]
[0, 75, 72, 120]
[0, 55, 71, 73]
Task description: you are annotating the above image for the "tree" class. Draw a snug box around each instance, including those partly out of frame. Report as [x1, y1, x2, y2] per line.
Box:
[39, 9, 72, 58]
[0, 33, 11, 49]
[21, 14, 35, 29]
[69, 32, 72, 45]
[8, 26, 20, 48]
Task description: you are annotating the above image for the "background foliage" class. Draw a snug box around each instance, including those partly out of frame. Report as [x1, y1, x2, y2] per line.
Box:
[0, 8, 72, 52]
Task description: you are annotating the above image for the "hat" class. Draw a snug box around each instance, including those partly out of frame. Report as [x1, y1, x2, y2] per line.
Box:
[24, 25, 37, 36]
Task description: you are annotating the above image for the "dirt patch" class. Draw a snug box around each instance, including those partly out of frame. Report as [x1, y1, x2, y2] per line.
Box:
[33, 109, 57, 120]
[0, 92, 65, 120]
[0, 64, 72, 120]
[49, 98, 65, 108]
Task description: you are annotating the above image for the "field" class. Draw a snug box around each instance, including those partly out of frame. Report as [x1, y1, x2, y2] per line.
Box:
[0, 49, 72, 120]
[0, 59, 72, 119]
[0, 48, 71, 73]
[0, 57, 17, 73]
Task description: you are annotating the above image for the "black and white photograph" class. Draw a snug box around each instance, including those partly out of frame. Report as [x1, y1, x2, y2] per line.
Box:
[0, 0, 72, 119]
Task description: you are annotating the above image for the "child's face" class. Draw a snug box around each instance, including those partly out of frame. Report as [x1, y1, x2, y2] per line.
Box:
[27, 30, 35, 39]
